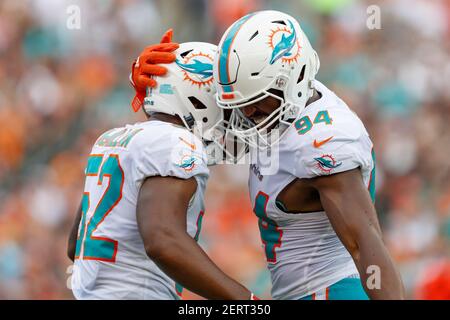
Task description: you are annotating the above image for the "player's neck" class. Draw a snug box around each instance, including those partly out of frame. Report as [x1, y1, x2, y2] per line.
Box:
[148, 112, 185, 127]
[306, 89, 321, 107]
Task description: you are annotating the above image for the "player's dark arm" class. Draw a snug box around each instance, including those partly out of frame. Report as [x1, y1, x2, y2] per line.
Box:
[67, 203, 82, 262]
[308, 168, 405, 299]
[137, 176, 251, 300]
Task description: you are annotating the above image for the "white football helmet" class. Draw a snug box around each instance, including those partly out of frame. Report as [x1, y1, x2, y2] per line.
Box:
[144, 42, 223, 146]
[213, 10, 320, 147]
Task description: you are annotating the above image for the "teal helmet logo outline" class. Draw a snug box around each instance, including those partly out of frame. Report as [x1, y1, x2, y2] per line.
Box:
[268, 20, 300, 65]
[175, 51, 214, 87]
[314, 154, 342, 173]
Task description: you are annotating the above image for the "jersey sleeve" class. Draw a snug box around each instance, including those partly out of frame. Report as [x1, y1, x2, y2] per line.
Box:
[133, 128, 209, 182]
[292, 109, 374, 179]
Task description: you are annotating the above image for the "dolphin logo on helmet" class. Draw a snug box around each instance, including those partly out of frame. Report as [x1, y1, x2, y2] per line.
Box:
[269, 20, 297, 65]
[176, 58, 213, 79]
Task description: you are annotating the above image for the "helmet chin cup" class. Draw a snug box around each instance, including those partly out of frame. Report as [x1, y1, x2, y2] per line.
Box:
[204, 121, 249, 165]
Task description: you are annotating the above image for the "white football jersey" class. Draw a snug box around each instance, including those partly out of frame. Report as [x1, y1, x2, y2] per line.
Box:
[248, 80, 375, 300]
[71, 120, 208, 300]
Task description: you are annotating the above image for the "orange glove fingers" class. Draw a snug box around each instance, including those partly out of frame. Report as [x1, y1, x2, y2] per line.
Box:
[130, 29, 177, 112]
[143, 52, 177, 64]
[142, 42, 179, 54]
[160, 28, 173, 43]
[136, 75, 157, 89]
[141, 64, 168, 76]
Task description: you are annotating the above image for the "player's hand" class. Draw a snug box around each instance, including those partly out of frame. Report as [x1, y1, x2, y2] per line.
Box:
[130, 29, 179, 112]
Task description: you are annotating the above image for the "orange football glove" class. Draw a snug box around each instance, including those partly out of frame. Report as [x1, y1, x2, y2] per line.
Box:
[130, 29, 179, 112]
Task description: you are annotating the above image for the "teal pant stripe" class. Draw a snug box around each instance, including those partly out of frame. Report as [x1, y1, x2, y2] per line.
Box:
[300, 277, 369, 300]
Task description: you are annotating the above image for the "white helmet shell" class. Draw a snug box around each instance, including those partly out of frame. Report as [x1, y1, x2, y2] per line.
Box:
[144, 42, 223, 143]
[213, 10, 320, 146]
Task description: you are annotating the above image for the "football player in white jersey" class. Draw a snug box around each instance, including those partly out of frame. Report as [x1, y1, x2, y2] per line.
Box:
[133, 11, 405, 300]
[67, 39, 255, 300]
[213, 10, 405, 300]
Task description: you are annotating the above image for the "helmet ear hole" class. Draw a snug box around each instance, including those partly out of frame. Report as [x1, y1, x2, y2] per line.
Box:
[297, 65, 306, 84]
[188, 96, 207, 109]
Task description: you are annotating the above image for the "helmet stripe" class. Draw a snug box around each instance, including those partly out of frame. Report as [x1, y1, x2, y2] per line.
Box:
[218, 13, 255, 93]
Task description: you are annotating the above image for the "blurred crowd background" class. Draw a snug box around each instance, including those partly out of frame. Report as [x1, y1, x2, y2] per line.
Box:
[1, 0, 450, 299]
